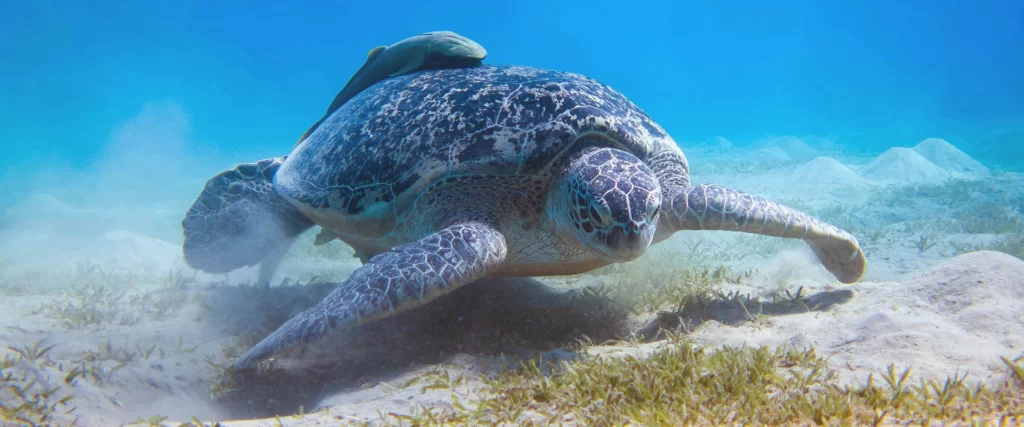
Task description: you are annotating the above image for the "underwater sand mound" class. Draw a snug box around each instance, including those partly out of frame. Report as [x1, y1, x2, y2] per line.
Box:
[753, 146, 794, 167]
[857, 147, 950, 184]
[685, 136, 741, 172]
[3, 193, 82, 225]
[791, 156, 870, 189]
[700, 136, 735, 151]
[692, 250, 1024, 386]
[912, 138, 990, 178]
[71, 230, 186, 278]
[903, 250, 1024, 323]
[7, 192, 76, 213]
[756, 135, 821, 163]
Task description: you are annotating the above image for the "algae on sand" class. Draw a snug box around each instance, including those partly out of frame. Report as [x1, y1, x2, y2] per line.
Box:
[381, 334, 1024, 426]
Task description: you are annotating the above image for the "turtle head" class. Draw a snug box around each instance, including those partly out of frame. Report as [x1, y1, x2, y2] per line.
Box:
[549, 147, 663, 262]
[420, 30, 487, 64]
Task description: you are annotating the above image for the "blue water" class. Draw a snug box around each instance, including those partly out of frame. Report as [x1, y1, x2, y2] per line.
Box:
[2, 0, 1021, 177]
[2, 2, 1024, 424]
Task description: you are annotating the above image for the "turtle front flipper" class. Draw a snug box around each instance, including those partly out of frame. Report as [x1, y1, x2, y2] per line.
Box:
[181, 158, 314, 287]
[232, 221, 507, 370]
[665, 184, 866, 284]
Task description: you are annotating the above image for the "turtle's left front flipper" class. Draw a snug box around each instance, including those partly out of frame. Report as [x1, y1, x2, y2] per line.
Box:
[232, 221, 507, 370]
[665, 184, 866, 284]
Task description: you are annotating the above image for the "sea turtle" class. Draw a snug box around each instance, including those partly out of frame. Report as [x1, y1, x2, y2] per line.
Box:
[251, 30, 487, 288]
[180, 65, 867, 371]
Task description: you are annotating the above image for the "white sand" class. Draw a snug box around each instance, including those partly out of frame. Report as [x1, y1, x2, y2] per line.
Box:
[752, 146, 794, 167]
[913, 137, 990, 178]
[70, 231, 188, 277]
[857, 147, 951, 185]
[689, 250, 1024, 385]
[755, 135, 821, 163]
[790, 156, 871, 190]
[697, 135, 736, 151]
[1, 139, 1021, 426]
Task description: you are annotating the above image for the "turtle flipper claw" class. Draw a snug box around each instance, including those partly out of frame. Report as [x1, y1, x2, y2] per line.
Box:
[666, 184, 866, 284]
[232, 221, 507, 370]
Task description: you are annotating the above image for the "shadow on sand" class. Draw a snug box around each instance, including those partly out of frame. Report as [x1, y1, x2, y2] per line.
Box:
[200, 277, 629, 419]
[636, 286, 855, 340]
[199, 278, 853, 420]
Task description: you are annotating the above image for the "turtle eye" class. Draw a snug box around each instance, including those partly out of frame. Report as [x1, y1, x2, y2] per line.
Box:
[589, 203, 612, 227]
[645, 193, 662, 221]
[648, 200, 661, 221]
[588, 206, 604, 225]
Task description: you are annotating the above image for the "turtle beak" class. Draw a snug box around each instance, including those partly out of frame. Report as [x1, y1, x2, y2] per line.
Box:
[596, 222, 651, 262]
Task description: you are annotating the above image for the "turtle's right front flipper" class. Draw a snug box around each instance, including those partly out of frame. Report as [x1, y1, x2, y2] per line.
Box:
[232, 221, 507, 370]
[665, 184, 866, 284]
[181, 158, 314, 286]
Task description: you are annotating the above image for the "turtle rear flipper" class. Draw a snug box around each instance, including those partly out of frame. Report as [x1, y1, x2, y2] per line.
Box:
[232, 221, 507, 370]
[181, 158, 314, 286]
[666, 184, 866, 284]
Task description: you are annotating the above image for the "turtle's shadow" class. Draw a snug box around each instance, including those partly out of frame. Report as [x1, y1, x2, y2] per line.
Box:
[200, 279, 853, 419]
[636, 287, 855, 340]
[200, 276, 631, 420]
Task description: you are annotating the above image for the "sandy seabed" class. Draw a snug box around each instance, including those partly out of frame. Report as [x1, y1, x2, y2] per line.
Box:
[1, 137, 1023, 426]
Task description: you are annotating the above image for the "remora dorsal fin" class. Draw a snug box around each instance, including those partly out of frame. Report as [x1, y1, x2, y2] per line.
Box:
[295, 46, 390, 146]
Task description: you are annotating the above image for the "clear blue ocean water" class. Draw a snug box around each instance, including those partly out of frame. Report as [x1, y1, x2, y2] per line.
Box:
[2, 0, 1021, 176]
[1, 2, 1023, 424]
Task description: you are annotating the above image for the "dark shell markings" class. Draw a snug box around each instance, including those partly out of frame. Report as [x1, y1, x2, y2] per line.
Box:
[273, 65, 680, 235]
